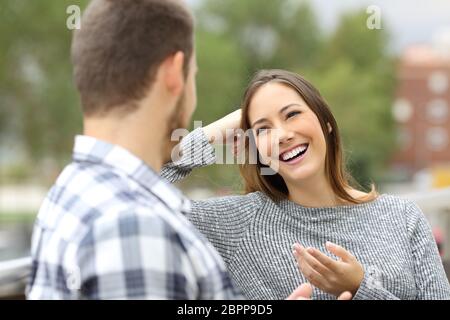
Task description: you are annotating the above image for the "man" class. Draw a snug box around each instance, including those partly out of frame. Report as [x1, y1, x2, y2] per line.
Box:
[26, 0, 347, 300]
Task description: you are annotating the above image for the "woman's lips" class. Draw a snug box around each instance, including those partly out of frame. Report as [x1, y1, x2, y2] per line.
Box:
[279, 143, 309, 165]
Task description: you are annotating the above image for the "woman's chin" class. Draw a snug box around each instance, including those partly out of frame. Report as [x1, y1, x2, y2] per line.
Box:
[279, 164, 318, 183]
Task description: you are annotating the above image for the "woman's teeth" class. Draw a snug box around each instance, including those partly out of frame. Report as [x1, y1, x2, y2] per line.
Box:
[281, 144, 308, 161]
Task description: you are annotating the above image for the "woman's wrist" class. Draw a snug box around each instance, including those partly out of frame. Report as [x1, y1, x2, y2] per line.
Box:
[201, 124, 220, 144]
[202, 110, 242, 145]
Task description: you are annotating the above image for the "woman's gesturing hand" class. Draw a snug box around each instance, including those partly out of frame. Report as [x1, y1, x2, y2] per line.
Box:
[292, 242, 364, 297]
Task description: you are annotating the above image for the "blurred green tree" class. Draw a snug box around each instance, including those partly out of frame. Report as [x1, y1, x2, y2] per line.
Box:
[0, 1, 88, 174]
[198, 0, 322, 73]
[180, 29, 247, 190]
[309, 11, 396, 188]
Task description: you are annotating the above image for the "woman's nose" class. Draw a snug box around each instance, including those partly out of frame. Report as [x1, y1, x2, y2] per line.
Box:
[277, 127, 294, 144]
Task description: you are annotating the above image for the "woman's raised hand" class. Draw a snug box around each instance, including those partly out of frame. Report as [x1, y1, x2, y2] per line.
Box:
[202, 109, 242, 145]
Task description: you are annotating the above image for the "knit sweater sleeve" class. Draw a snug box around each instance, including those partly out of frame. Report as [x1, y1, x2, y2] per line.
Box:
[160, 128, 266, 264]
[405, 200, 450, 299]
[354, 200, 450, 300]
[160, 128, 217, 183]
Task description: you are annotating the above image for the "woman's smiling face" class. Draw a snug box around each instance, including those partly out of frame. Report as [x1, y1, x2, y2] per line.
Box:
[248, 82, 328, 184]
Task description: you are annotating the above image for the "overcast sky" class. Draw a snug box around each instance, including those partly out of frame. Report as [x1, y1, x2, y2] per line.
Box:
[187, 0, 450, 52]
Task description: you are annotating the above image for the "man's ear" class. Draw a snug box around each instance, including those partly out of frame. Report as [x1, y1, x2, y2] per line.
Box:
[162, 51, 185, 97]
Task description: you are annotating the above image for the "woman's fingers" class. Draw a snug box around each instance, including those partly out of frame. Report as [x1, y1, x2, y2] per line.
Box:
[294, 247, 329, 289]
[297, 247, 333, 277]
[286, 283, 312, 300]
[337, 291, 353, 300]
[307, 247, 340, 272]
[293, 243, 362, 298]
[325, 241, 355, 262]
[231, 132, 242, 156]
[287, 286, 352, 300]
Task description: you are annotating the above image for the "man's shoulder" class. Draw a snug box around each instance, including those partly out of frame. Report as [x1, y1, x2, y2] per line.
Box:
[38, 161, 210, 253]
[87, 201, 205, 249]
[36, 162, 136, 238]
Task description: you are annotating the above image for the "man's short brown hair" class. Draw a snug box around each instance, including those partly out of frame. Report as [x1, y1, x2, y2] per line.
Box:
[71, 0, 194, 116]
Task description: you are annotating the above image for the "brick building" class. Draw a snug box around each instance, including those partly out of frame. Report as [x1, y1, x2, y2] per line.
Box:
[392, 44, 450, 183]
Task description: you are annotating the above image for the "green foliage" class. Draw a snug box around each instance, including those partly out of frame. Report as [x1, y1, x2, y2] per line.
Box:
[198, 0, 322, 73]
[0, 1, 88, 166]
[310, 10, 396, 187]
[305, 58, 395, 188]
[323, 11, 390, 71]
[194, 30, 247, 125]
[0, 211, 36, 224]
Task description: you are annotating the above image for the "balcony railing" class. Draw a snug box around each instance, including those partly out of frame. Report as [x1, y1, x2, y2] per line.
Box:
[0, 257, 31, 299]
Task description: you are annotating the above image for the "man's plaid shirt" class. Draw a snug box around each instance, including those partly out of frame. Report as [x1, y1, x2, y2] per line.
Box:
[26, 134, 241, 299]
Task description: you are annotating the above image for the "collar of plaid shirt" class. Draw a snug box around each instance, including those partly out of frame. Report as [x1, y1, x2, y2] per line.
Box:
[72, 135, 191, 215]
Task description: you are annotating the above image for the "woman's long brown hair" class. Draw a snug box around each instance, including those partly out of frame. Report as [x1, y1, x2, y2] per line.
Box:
[238, 69, 377, 204]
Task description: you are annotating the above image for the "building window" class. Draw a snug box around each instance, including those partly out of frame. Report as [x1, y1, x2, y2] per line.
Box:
[427, 99, 449, 123]
[428, 71, 448, 94]
[426, 127, 448, 151]
[393, 99, 413, 123]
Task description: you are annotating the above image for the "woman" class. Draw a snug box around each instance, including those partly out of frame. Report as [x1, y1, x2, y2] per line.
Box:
[161, 69, 450, 300]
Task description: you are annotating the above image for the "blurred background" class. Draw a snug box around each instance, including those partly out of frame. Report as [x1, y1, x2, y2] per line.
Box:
[1, 0, 450, 297]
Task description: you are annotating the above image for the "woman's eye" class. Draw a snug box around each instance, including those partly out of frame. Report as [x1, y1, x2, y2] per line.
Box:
[256, 128, 268, 136]
[287, 111, 300, 119]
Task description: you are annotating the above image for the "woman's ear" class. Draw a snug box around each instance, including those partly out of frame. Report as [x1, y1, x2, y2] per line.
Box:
[327, 122, 332, 133]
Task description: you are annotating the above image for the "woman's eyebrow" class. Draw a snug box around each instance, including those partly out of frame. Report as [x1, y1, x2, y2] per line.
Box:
[279, 103, 302, 114]
[251, 103, 302, 127]
[251, 118, 268, 128]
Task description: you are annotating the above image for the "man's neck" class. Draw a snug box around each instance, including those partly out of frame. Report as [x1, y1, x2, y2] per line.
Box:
[83, 111, 167, 173]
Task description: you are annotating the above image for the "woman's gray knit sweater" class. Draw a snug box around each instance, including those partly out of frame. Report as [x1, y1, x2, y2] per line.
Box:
[161, 128, 450, 300]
